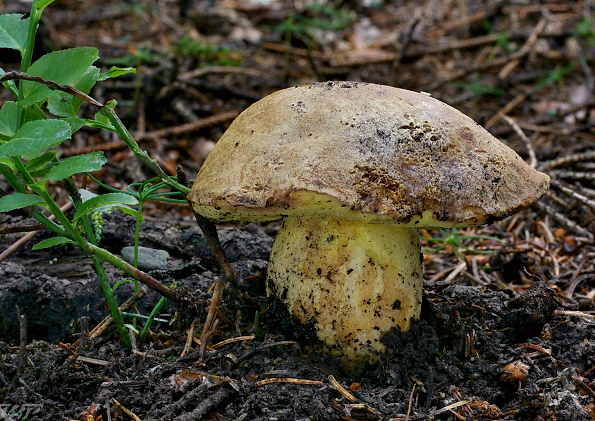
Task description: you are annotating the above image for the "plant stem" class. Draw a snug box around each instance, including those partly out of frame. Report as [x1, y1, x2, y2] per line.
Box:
[88, 244, 179, 303]
[92, 253, 131, 349]
[99, 105, 190, 196]
[139, 296, 167, 344]
[21, 1, 42, 72]
[16, 0, 48, 129]
[12, 157, 89, 250]
[0, 164, 69, 237]
[132, 198, 143, 329]
[0, 164, 25, 193]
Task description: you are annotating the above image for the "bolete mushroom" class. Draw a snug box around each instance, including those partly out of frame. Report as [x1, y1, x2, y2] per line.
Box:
[189, 81, 549, 364]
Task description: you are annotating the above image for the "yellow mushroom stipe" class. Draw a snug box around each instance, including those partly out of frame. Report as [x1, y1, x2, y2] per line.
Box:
[267, 216, 421, 363]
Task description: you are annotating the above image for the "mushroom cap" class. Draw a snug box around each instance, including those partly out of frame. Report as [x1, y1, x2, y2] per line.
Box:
[189, 82, 549, 227]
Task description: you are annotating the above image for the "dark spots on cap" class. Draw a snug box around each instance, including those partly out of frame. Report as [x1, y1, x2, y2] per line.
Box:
[233, 196, 259, 206]
[376, 128, 392, 141]
[433, 208, 449, 221]
[460, 126, 474, 142]
[312, 178, 325, 188]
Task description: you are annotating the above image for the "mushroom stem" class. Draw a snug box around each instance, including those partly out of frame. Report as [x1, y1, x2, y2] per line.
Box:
[266, 216, 422, 363]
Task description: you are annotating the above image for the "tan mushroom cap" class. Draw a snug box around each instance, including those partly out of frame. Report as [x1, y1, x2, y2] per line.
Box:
[190, 81, 549, 226]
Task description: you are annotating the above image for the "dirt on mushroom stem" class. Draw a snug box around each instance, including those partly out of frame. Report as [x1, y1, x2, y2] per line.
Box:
[266, 215, 422, 365]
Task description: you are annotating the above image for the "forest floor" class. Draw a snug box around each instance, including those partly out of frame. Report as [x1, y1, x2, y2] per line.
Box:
[1, 0, 595, 420]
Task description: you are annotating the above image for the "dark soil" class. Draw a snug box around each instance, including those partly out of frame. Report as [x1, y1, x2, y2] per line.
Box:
[1, 0, 595, 420]
[1, 212, 594, 420]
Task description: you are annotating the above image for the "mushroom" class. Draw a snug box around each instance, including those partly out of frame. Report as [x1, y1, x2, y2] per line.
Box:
[188, 81, 549, 364]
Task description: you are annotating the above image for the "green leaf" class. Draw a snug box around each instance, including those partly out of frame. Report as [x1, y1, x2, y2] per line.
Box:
[46, 152, 106, 180]
[97, 66, 136, 82]
[1, 68, 19, 97]
[0, 119, 70, 159]
[81, 118, 114, 131]
[78, 188, 98, 202]
[26, 150, 57, 174]
[32, 236, 73, 250]
[64, 117, 114, 132]
[97, 203, 140, 219]
[35, 0, 56, 11]
[94, 108, 114, 127]
[124, 323, 140, 334]
[0, 192, 45, 212]
[63, 117, 87, 133]
[0, 101, 18, 137]
[77, 189, 139, 219]
[21, 104, 47, 125]
[30, 179, 48, 192]
[47, 66, 100, 117]
[0, 101, 46, 140]
[0, 14, 29, 53]
[113, 279, 134, 290]
[0, 158, 14, 170]
[21, 47, 100, 106]
[73, 192, 138, 222]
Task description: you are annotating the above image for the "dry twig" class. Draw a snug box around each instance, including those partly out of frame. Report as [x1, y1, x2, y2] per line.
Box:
[328, 375, 357, 402]
[0, 202, 73, 263]
[254, 377, 324, 387]
[501, 116, 538, 168]
[110, 398, 141, 421]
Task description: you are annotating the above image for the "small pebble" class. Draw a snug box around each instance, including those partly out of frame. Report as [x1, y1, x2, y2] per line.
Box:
[121, 246, 169, 271]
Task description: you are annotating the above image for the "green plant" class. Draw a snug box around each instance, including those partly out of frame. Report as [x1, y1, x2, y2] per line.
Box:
[0, 0, 189, 348]
[174, 35, 242, 67]
[532, 62, 578, 100]
[423, 228, 505, 261]
[272, 2, 352, 80]
[273, 2, 353, 37]
[454, 79, 505, 100]
[88, 175, 186, 334]
[574, 15, 595, 45]
[482, 20, 512, 61]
